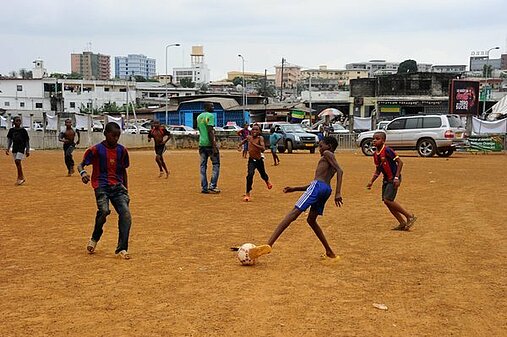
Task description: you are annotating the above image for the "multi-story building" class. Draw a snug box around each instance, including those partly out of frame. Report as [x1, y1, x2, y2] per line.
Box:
[275, 61, 301, 89]
[500, 54, 507, 70]
[469, 50, 502, 72]
[173, 46, 210, 85]
[115, 54, 156, 80]
[346, 60, 433, 77]
[301, 66, 369, 87]
[71, 52, 110, 80]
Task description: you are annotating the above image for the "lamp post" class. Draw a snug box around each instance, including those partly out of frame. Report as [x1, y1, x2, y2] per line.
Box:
[165, 43, 180, 125]
[238, 54, 246, 116]
[482, 46, 500, 116]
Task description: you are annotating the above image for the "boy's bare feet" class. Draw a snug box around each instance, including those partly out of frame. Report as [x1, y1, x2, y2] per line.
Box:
[405, 215, 417, 230]
[248, 245, 272, 259]
[159, 171, 164, 178]
[392, 222, 407, 231]
[266, 181, 273, 189]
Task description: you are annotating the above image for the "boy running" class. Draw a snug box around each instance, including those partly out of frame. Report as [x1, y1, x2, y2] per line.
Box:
[148, 120, 171, 178]
[237, 123, 250, 158]
[77, 122, 132, 259]
[269, 126, 282, 166]
[366, 131, 416, 230]
[58, 118, 80, 176]
[5, 116, 30, 185]
[238, 124, 273, 202]
[248, 136, 343, 260]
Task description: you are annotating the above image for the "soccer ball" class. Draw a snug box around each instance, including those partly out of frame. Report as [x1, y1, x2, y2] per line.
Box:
[237, 243, 256, 266]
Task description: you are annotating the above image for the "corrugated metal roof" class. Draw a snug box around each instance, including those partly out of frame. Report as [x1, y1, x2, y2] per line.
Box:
[183, 97, 240, 110]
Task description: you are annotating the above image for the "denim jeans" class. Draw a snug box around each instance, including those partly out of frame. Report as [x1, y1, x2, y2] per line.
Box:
[92, 184, 132, 254]
[199, 146, 220, 191]
[63, 143, 75, 171]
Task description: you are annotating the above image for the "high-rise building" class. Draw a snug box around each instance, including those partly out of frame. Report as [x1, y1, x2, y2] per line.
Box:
[115, 54, 156, 80]
[173, 46, 210, 85]
[71, 52, 110, 80]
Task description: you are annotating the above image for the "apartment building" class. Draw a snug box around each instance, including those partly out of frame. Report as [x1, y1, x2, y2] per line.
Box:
[173, 46, 210, 85]
[115, 54, 156, 80]
[71, 52, 111, 80]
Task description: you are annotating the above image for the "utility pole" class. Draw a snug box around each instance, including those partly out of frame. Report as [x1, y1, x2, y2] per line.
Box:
[264, 69, 268, 122]
[280, 57, 285, 101]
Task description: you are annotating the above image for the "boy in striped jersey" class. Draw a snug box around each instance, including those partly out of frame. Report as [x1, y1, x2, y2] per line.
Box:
[367, 131, 416, 231]
[77, 122, 132, 259]
[249, 136, 343, 260]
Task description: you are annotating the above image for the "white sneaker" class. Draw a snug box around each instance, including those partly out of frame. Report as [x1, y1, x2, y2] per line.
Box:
[86, 239, 97, 254]
[116, 250, 131, 260]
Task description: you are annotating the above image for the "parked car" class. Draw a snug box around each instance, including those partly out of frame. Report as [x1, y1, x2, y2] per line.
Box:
[356, 114, 466, 157]
[258, 122, 319, 153]
[330, 123, 350, 134]
[123, 125, 150, 134]
[221, 124, 243, 133]
[92, 120, 104, 132]
[166, 125, 199, 136]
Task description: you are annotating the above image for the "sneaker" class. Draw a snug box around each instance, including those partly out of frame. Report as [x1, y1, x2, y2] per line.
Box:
[86, 239, 97, 254]
[116, 250, 131, 260]
[266, 181, 273, 190]
[391, 223, 407, 231]
[209, 187, 221, 194]
[248, 245, 272, 259]
[201, 190, 209, 194]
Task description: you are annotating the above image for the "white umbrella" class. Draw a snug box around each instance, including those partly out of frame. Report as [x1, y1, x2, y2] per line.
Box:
[318, 108, 343, 118]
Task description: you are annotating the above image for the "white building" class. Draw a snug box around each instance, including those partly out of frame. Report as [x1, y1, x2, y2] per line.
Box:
[173, 46, 210, 85]
[0, 78, 136, 119]
[346, 60, 433, 77]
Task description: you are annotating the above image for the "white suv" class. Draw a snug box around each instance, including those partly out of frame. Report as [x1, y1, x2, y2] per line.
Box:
[357, 114, 466, 157]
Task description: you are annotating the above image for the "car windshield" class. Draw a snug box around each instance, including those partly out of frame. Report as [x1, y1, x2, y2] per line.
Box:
[280, 124, 305, 133]
[332, 124, 346, 130]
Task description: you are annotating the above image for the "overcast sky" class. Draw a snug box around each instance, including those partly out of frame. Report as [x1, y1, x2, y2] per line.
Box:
[1, 0, 506, 80]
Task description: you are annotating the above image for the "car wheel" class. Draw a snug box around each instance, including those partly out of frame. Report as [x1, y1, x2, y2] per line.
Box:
[360, 138, 374, 156]
[417, 138, 436, 157]
[278, 145, 286, 153]
[436, 148, 454, 157]
[286, 140, 293, 153]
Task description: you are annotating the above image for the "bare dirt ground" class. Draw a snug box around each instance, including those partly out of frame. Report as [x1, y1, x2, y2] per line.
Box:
[1, 148, 506, 337]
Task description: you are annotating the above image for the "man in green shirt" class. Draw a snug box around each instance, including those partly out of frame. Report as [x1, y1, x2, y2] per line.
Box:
[197, 102, 220, 193]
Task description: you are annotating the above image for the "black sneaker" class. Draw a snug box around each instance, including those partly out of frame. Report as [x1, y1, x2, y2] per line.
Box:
[209, 187, 221, 194]
[201, 190, 209, 194]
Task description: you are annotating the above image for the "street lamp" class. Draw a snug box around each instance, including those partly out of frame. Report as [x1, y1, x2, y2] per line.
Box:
[482, 46, 500, 117]
[165, 43, 180, 125]
[238, 54, 246, 116]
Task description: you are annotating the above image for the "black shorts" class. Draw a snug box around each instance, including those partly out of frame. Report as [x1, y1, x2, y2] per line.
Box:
[155, 144, 166, 156]
[382, 180, 398, 201]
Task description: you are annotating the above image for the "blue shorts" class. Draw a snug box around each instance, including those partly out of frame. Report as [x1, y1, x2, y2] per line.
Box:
[295, 180, 332, 215]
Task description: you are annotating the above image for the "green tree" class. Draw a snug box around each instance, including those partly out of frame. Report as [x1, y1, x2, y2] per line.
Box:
[232, 76, 243, 86]
[254, 78, 277, 97]
[397, 59, 418, 74]
[180, 78, 195, 88]
[19, 69, 33, 79]
[483, 64, 493, 77]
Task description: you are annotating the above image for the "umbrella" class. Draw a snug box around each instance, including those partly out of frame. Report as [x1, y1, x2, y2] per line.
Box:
[318, 108, 343, 118]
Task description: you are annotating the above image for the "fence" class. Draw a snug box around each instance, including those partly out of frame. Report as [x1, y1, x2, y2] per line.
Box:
[330, 133, 358, 150]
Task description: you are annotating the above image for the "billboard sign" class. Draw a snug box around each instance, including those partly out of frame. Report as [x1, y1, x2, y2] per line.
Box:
[449, 80, 480, 115]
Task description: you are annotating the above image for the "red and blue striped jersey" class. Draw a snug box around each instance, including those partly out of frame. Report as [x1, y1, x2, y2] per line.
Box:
[373, 145, 399, 181]
[82, 141, 130, 189]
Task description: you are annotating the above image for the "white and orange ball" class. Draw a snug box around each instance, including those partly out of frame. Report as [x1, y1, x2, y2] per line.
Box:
[237, 243, 256, 266]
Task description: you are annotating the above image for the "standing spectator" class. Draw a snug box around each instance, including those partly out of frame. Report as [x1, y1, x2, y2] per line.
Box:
[196, 102, 220, 194]
[5, 116, 30, 185]
[58, 118, 80, 176]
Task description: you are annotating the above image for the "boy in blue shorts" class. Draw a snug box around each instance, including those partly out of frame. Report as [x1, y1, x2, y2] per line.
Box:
[366, 131, 416, 231]
[249, 136, 344, 260]
[77, 122, 132, 259]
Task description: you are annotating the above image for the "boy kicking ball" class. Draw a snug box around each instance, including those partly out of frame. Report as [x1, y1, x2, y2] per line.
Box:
[366, 131, 416, 231]
[247, 136, 344, 261]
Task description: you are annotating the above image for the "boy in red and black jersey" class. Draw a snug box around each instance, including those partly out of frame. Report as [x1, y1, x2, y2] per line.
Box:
[77, 122, 132, 259]
[367, 132, 416, 231]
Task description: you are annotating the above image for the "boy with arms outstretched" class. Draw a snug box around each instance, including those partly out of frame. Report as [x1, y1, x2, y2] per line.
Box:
[366, 131, 416, 230]
[249, 136, 343, 260]
[77, 122, 132, 259]
[148, 120, 171, 178]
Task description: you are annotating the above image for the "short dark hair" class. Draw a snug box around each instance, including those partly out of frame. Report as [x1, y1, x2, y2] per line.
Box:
[104, 122, 121, 134]
[204, 102, 214, 111]
[322, 136, 338, 152]
[373, 131, 386, 140]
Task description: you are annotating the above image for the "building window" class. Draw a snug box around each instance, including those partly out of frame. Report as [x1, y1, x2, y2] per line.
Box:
[5, 102, 10, 106]
[20, 102, 25, 107]
[104, 88, 110, 92]
[17, 85, 23, 91]
[35, 103, 43, 109]
[70, 102, 76, 108]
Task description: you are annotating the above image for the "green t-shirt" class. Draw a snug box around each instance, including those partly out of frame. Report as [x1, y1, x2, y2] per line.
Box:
[197, 112, 215, 147]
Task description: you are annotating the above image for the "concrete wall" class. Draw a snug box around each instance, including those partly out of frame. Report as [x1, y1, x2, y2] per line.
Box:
[0, 130, 242, 150]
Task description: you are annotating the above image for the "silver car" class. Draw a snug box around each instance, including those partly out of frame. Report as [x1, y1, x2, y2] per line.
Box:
[357, 114, 466, 157]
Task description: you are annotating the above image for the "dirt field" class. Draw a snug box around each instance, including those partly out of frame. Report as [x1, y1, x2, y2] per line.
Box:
[1, 148, 506, 337]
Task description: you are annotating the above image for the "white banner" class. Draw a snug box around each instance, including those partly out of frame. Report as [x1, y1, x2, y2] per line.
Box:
[354, 117, 372, 130]
[75, 114, 89, 130]
[0, 116, 8, 128]
[46, 114, 58, 130]
[472, 117, 507, 135]
[106, 115, 123, 129]
[22, 116, 31, 129]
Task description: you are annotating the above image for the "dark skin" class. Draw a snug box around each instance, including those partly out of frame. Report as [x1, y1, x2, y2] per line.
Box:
[5, 117, 29, 182]
[203, 103, 218, 154]
[59, 119, 80, 145]
[238, 125, 265, 159]
[367, 132, 414, 227]
[77, 129, 128, 189]
[266, 140, 343, 258]
[148, 121, 171, 178]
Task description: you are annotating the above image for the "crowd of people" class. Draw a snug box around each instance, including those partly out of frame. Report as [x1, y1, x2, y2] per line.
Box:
[4, 103, 416, 261]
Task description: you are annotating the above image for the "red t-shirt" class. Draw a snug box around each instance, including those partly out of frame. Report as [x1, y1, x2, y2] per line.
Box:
[82, 141, 130, 189]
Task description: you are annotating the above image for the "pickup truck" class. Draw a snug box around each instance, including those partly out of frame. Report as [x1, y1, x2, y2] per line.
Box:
[258, 122, 319, 153]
